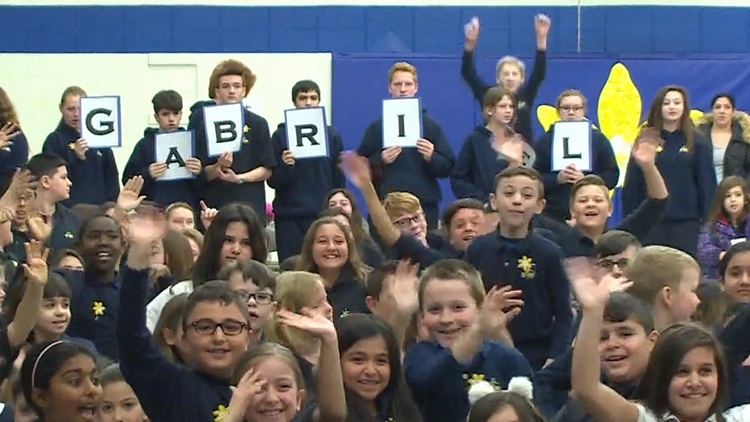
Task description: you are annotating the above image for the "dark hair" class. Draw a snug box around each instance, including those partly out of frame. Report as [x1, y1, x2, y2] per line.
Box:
[291, 80, 321, 103]
[324, 189, 375, 252]
[467, 391, 544, 422]
[483, 87, 517, 113]
[441, 198, 484, 229]
[603, 292, 655, 333]
[192, 204, 267, 288]
[595, 230, 642, 258]
[719, 241, 750, 279]
[181, 280, 251, 329]
[279, 255, 300, 272]
[633, 323, 727, 418]
[152, 90, 183, 114]
[493, 166, 544, 199]
[24, 153, 67, 179]
[208, 60, 256, 99]
[4, 272, 71, 323]
[0, 87, 19, 126]
[217, 259, 277, 294]
[59, 86, 86, 107]
[21, 341, 97, 416]
[707, 176, 749, 227]
[73, 214, 124, 270]
[711, 93, 736, 109]
[694, 282, 733, 327]
[48, 248, 85, 269]
[335, 314, 423, 422]
[365, 261, 399, 299]
[644, 85, 695, 151]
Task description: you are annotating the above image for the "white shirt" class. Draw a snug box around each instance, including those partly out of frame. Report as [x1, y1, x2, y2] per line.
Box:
[145, 280, 193, 333]
[636, 403, 750, 422]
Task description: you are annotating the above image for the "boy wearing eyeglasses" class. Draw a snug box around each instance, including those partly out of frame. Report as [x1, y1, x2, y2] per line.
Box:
[218, 260, 277, 342]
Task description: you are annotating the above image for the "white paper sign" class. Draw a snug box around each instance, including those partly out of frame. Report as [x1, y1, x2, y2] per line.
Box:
[284, 107, 329, 159]
[204, 103, 244, 157]
[80, 96, 121, 149]
[552, 121, 592, 171]
[156, 131, 194, 181]
[382, 98, 422, 148]
[731, 237, 747, 246]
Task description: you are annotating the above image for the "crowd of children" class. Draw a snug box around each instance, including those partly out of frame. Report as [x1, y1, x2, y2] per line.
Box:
[3, 12, 750, 422]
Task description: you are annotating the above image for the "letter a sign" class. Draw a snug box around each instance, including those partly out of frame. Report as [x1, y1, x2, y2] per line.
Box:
[204, 103, 244, 157]
[284, 107, 329, 159]
[156, 131, 195, 181]
[382, 98, 422, 148]
[552, 121, 592, 171]
[80, 96, 122, 149]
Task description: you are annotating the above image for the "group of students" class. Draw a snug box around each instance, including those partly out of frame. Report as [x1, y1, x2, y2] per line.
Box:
[1, 12, 750, 422]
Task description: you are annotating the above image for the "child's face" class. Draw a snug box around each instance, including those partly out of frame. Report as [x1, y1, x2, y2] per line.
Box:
[722, 250, 750, 303]
[420, 278, 479, 348]
[668, 268, 701, 323]
[447, 207, 483, 252]
[390, 211, 427, 242]
[155, 109, 182, 132]
[244, 357, 304, 422]
[167, 207, 194, 231]
[491, 176, 541, 236]
[598, 318, 656, 385]
[486, 404, 521, 422]
[668, 346, 718, 421]
[43, 166, 72, 203]
[301, 281, 334, 321]
[497, 63, 522, 92]
[79, 217, 123, 274]
[311, 223, 349, 272]
[37, 296, 71, 339]
[571, 185, 611, 231]
[12, 394, 36, 422]
[187, 238, 200, 263]
[183, 301, 252, 378]
[341, 335, 391, 402]
[58, 255, 84, 271]
[597, 246, 638, 281]
[34, 354, 102, 422]
[294, 90, 320, 108]
[723, 186, 746, 219]
[150, 240, 165, 266]
[98, 381, 148, 422]
[327, 193, 353, 216]
[227, 272, 277, 333]
[219, 222, 253, 267]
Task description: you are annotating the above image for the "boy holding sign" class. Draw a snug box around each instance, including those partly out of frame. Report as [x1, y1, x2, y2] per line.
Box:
[268, 80, 345, 261]
[189, 60, 276, 223]
[42, 86, 120, 207]
[122, 90, 203, 210]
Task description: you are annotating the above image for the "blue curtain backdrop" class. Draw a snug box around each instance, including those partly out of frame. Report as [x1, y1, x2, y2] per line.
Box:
[331, 53, 750, 225]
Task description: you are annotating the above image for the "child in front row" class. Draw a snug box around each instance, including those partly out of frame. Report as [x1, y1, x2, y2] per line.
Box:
[404, 259, 532, 422]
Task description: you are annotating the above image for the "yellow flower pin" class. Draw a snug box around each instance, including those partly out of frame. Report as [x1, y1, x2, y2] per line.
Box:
[92, 301, 106, 317]
[244, 125, 250, 133]
[679, 146, 689, 153]
[463, 373, 501, 389]
[518, 255, 536, 279]
[64, 231, 74, 239]
[213, 404, 229, 422]
[69, 143, 76, 151]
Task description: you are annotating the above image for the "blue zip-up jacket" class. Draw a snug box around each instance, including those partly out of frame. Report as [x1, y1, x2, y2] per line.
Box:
[533, 125, 620, 219]
[42, 121, 119, 207]
[356, 109, 455, 206]
[122, 127, 204, 209]
[622, 129, 716, 221]
[450, 126, 512, 204]
[267, 123, 345, 218]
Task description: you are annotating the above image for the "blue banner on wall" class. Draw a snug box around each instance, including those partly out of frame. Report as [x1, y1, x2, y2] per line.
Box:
[331, 53, 750, 223]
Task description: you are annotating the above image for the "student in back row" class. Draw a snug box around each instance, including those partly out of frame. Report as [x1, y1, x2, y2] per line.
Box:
[122, 89, 204, 210]
[268, 80, 345, 261]
[189, 59, 276, 222]
[42, 86, 120, 207]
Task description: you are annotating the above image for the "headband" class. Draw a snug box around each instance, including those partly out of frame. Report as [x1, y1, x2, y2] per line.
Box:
[31, 341, 64, 389]
[468, 376, 533, 405]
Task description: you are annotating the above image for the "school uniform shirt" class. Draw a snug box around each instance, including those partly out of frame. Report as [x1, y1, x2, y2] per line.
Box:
[356, 109, 455, 208]
[460, 49, 547, 144]
[390, 232, 456, 269]
[42, 121, 120, 207]
[0, 129, 29, 192]
[404, 340, 532, 422]
[122, 127, 204, 210]
[7, 204, 80, 269]
[697, 218, 750, 282]
[464, 229, 573, 370]
[450, 126, 513, 204]
[118, 266, 233, 422]
[56, 269, 120, 360]
[189, 101, 276, 222]
[268, 123, 345, 219]
[622, 130, 716, 223]
[325, 268, 370, 320]
[533, 125, 620, 220]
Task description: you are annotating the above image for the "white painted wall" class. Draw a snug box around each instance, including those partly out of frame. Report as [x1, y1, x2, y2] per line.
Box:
[5, 0, 750, 6]
[1, 53, 333, 201]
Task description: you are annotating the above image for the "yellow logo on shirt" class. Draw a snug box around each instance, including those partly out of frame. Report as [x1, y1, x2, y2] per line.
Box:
[213, 404, 229, 422]
[92, 301, 106, 318]
[64, 231, 74, 239]
[679, 146, 689, 153]
[656, 145, 664, 153]
[518, 255, 536, 279]
[69, 143, 76, 151]
[243, 125, 251, 143]
[340, 309, 352, 318]
[464, 373, 501, 390]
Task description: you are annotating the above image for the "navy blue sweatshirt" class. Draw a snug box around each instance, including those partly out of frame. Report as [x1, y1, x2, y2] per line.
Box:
[122, 127, 204, 210]
[267, 123, 345, 219]
[189, 101, 276, 222]
[42, 121, 120, 207]
[464, 230, 573, 370]
[56, 269, 120, 361]
[325, 268, 370, 320]
[461, 49, 547, 144]
[405, 340, 532, 422]
[0, 129, 29, 188]
[533, 125, 620, 219]
[118, 266, 233, 422]
[622, 130, 716, 222]
[450, 126, 512, 204]
[356, 110, 455, 206]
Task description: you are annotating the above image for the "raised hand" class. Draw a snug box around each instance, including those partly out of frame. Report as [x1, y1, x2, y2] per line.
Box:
[340, 151, 372, 189]
[225, 368, 267, 422]
[124, 208, 167, 248]
[535, 14, 551, 39]
[464, 16, 480, 51]
[478, 286, 524, 337]
[0, 122, 20, 149]
[632, 127, 662, 168]
[200, 200, 218, 229]
[565, 258, 627, 310]
[277, 309, 336, 340]
[118, 176, 146, 211]
[26, 210, 52, 241]
[22, 240, 49, 285]
[382, 260, 420, 314]
[496, 135, 525, 166]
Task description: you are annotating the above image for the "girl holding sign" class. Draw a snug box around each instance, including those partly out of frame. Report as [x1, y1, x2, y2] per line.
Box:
[42, 86, 120, 207]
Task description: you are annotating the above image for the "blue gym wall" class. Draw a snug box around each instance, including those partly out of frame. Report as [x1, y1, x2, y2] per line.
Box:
[1, 5, 749, 54]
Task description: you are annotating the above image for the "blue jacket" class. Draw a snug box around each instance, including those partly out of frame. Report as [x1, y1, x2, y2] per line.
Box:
[450, 126, 512, 203]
